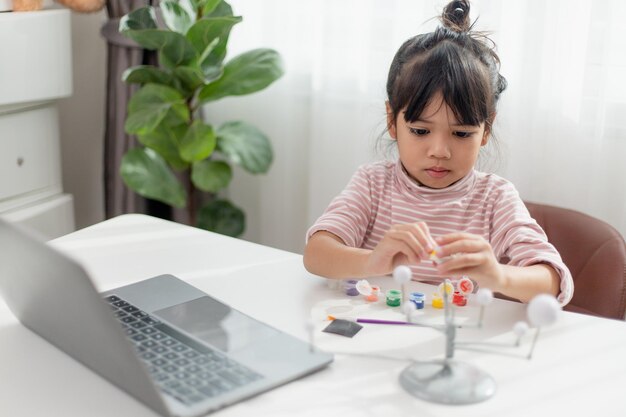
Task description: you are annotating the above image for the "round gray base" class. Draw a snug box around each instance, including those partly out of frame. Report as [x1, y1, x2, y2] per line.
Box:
[399, 360, 496, 405]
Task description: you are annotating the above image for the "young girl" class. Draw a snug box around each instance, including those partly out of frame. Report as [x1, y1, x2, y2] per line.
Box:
[303, 0, 573, 305]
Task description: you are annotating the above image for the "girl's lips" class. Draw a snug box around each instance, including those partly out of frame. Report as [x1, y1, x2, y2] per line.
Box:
[425, 168, 450, 179]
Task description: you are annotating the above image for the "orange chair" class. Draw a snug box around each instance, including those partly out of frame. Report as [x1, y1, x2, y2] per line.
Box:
[525, 202, 626, 320]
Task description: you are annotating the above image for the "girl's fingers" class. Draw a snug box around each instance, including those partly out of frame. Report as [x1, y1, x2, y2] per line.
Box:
[381, 240, 421, 266]
[436, 233, 488, 258]
[396, 222, 436, 254]
[437, 253, 485, 273]
[398, 243, 422, 265]
[381, 222, 439, 264]
[370, 235, 420, 275]
[438, 239, 487, 257]
[415, 222, 438, 251]
[387, 232, 424, 263]
[435, 232, 481, 246]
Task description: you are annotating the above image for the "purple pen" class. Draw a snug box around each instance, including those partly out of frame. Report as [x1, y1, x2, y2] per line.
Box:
[356, 318, 416, 326]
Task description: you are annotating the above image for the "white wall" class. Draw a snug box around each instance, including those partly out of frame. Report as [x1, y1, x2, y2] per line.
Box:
[58, 10, 106, 230]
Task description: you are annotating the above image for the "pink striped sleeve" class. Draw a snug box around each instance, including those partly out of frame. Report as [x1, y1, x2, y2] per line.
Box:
[306, 165, 372, 247]
[490, 183, 574, 305]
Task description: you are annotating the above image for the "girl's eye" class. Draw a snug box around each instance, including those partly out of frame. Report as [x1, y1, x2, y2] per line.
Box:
[409, 128, 429, 136]
[454, 131, 474, 138]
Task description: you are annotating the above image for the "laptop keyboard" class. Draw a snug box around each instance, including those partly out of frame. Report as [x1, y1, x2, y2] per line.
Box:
[105, 295, 263, 405]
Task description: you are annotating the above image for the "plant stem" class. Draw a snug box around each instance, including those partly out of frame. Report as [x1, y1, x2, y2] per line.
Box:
[187, 171, 196, 226]
[186, 93, 197, 226]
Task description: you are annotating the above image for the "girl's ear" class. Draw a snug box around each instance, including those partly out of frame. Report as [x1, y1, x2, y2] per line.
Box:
[386, 101, 397, 140]
[481, 113, 496, 146]
[481, 131, 490, 146]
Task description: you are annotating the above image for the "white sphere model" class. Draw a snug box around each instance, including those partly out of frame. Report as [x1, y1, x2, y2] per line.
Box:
[512, 321, 529, 337]
[393, 265, 412, 284]
[527, 294, 561, 327]
[475, 288, 494, 306]
[402, 301, 417, 315]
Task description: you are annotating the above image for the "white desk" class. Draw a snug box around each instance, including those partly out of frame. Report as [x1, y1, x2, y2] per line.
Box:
[1, 214, 625, 416]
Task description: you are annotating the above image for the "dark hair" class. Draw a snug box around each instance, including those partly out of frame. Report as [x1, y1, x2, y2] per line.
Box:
[386, 0, 507, 134]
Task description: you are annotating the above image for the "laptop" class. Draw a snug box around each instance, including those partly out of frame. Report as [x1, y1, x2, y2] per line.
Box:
[0, 219, 333, 417]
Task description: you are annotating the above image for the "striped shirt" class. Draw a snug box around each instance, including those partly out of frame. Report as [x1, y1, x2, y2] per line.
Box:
[307, 160, 573, 305]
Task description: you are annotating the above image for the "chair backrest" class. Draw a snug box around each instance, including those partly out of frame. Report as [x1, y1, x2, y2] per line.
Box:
[525, 202, 626, 320]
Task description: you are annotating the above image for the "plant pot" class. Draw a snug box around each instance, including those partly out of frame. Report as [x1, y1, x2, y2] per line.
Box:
[12, 0, 42, 11]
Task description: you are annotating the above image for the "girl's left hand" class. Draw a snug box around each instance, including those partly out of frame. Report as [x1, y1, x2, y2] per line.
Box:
[435, 233, 507, 292]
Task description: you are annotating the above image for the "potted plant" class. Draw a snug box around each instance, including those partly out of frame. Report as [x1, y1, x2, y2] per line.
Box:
[119, 0, 283, 237]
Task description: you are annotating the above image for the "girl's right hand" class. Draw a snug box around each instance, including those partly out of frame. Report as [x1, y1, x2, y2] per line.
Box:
[364, 222, 436, 276]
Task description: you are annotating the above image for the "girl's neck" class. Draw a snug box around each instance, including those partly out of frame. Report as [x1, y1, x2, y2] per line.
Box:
[395, 160, 477, 201]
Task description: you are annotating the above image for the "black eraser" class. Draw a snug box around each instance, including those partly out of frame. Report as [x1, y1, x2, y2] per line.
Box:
[322, 319, 363, 338]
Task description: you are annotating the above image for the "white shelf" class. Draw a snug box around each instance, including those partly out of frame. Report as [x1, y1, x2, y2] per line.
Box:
[0, 194, 74, 240]
[0, 8, 72, 108]
[0, 7, 74, 239]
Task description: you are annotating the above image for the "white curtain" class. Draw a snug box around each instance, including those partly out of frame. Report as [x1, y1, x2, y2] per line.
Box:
[203, 0, 626, 253]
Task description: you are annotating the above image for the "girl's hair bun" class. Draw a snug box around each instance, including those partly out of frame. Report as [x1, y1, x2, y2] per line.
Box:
[441, 0, 471, 33]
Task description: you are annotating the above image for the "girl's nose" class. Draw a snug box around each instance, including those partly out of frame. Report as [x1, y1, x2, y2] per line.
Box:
[427, 135, 451, 159]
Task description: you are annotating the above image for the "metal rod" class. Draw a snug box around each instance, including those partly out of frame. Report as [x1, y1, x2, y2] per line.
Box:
[455, 341, 519, 348]
[478, 305, 485, 328]
[527, 327, 541, 359]
[455, 346, 530, 359]
[443, 280, 455, 360]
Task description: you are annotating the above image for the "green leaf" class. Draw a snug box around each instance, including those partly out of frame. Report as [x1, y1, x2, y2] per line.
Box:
[137, 124, 189, 170]
[180, 0, 197, 15]
[198, 0, 222, 15]
[120, 148, 186, 208]
[180, 121, 216, 162]
[120, 26, 197, 67]
[118, 7, 157, 31]
[202, 0, 233, 17]
[197, 37, 219, 62]
[191, 160, 232, 192]
[172, 66, 205, 93]
[186, 16, 242, 70]
[122, 66, 173, 86]
[121, 29, 177, 50]
[125, 106, 168, 135]
[166, 32, 199, 67]
[161, 0, 194, 35]
[216, 121, 273, 174]
[161, 108, 191, 129]
[200, 65, 223, 84]
[125, 84, 189, 135]
[199, 49, 284, 103]
[197, 199, 244, 237]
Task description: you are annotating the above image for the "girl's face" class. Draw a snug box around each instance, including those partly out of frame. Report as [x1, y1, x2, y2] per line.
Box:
[387, 91, 489, 189]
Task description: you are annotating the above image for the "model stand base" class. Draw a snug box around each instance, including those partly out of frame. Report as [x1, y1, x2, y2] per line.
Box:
[399, 360, 496, 405]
